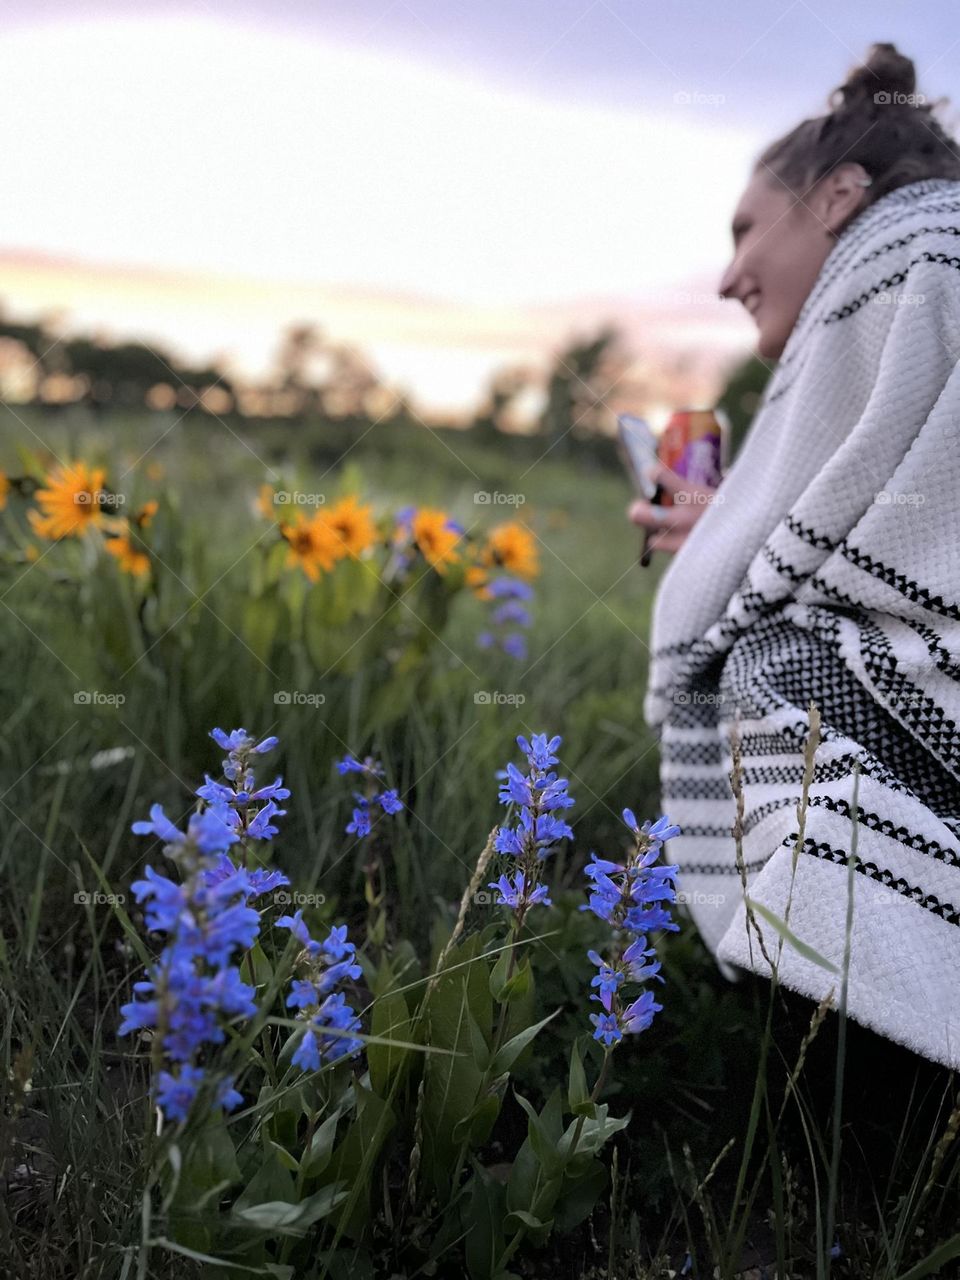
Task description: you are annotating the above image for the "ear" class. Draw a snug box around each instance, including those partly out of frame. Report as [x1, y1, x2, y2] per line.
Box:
[810, 163, 872, 235]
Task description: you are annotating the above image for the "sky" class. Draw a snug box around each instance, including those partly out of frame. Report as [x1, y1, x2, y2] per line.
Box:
[1, 2, 957, 418]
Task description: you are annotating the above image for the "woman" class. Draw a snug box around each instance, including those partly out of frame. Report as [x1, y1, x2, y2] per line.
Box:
[631, 43, 960, 1073]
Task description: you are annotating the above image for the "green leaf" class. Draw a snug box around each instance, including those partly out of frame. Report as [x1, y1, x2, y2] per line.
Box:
[367, 988, 413, 1094]
[468, 1008, 492, 1072]
[489, 1010, 558, 1077]
[895, 1232, 960, 1280]
[503, 1208, 553, 1234]
[557, 1104, 630, 1159]
[233, 1152, 296, 1216]
[553, 1158, 608, 1233]
[464, 1166, 506, 1280]
[452, 1091, 502, 1147]
[567, 1038, 588, 1112]
[232, 1184, 348, 1233]
[300, 1109, 342, 1178]
[514, 1089, 565, 1181]
[746, 897, 840, 973]
[324, 1084, 396, 1239]
[421, 935, 492, 1195]
[489, 950, 532, 1004]
[265, 1140, 299, 1173]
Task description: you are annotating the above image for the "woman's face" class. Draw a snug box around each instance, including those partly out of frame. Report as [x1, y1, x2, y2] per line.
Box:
[718, 165, 870, 359]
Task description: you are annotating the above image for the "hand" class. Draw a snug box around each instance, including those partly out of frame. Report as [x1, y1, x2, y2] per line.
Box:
[626, 462, 719, 556]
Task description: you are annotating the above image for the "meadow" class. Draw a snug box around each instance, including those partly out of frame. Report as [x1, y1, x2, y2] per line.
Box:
[1, 405, 958, 1280]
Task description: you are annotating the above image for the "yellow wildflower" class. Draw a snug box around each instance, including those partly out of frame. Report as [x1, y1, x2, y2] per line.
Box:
[28, 461, 110, 540]
[412, 508, 462, 575]
[466, 564, 492, 600]
[327, 495, 378, 558]
[133, 500, 158, 529]
[280, 511, 342, 582]
[482, 521, 539, 579]
[106, 528, 150, 578]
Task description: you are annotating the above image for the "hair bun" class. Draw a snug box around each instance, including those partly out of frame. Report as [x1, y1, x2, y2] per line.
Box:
[829, 42, 917, 111]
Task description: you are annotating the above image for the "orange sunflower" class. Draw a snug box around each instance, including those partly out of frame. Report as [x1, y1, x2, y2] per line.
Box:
[280, 510, 343, 582]
[412, 507, 462, 575]
[327, 494, 378, 558]
[28, 461, 111, 540]
[465, 564, 492, 600]
[482, 521, 539, 579]
[106, 528, 150, 578]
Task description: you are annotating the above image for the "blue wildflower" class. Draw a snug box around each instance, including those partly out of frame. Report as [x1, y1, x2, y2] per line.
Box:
[588, 949, 625, 1012]
[489, 732, 571, 923]
[476, 575, 535, 659]
[590, 1012, 623, 1047]
[346, 803, 372, 837]
[121, 728, 293, 1124]
[278, 915, 363, 1074]
[501, 633, 528, 660]
[488, 577, 534, 601]
[337, 754, 404, 837]
[488, 869, 551, 910]
[580, 809, 680, 1048]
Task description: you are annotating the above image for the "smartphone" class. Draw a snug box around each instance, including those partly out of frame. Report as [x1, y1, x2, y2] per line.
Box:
[618, 414, 661, 566]
[617, 414, 658, 499]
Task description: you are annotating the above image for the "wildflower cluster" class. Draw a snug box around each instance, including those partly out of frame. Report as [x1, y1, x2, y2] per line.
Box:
[337, 754, 404, 837]
[391, 505, 465, 577]
[20, 459, 160, 579]
[120, 729, 365, 1123]
[270, 492, 379, 582]
[490, 732, 574, 921]
[119, 728, 295, 1122]
[475, 576, 534, 660]
[276, 912, 364, 1071]
[582, 811, 680, 1048]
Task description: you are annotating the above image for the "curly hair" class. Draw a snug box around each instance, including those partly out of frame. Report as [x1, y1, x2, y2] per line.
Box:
[756, 42, 960, 204]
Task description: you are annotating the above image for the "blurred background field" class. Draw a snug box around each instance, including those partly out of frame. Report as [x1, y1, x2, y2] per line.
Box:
[0, 399, 673, 940]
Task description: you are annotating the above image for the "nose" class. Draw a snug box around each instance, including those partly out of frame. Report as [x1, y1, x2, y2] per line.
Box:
[717, 258, 739, 302]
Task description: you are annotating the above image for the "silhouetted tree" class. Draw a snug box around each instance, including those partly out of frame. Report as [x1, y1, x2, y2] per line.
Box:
[471, 366, 531, 441]
[538, 326, 626, 454]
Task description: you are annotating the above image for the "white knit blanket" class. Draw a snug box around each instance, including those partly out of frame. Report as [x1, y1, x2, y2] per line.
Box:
[645, 178, 960, 1068]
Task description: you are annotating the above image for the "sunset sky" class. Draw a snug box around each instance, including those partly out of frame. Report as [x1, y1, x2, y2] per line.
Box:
[1, 3, 957, 418]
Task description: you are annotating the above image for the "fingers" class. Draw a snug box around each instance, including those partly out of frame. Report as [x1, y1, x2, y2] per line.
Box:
[627, 499, 700, 533]
[651, 461, 719, 499]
